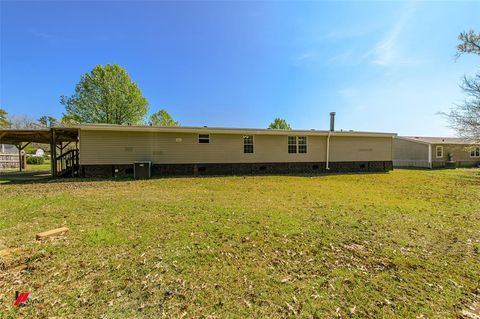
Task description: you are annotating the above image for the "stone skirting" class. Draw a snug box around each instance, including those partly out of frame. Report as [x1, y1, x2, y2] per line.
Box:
[80, 161, 393, 178]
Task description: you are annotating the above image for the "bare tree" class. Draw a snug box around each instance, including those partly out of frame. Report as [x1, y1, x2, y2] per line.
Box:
[7, 114, 40, 129]
[445, 30, 480, 141]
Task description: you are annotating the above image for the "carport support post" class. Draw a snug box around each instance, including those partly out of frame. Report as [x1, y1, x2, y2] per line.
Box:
[17, 144, 22, 172]
[51, 129, 57, 177]
[15, 142, 31, 172]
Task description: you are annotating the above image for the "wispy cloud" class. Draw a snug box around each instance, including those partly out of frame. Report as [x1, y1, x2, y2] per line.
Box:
[29, 30, 75, 43]
[30, 30, 56, 40]
[364, 1, 420, 67]
[327, 50, 354, 65]
[336, 71, 462, 136]
[292, 51, 316, 66]
[322, 27, 372, 40]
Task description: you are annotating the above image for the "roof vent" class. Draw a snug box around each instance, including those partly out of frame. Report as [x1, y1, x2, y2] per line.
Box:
[329, 112, 336, 132]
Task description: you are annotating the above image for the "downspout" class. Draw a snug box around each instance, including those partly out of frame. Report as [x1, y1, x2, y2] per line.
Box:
[326, 112, 335, 170]
[428, 144, 432, 169]
[326, 132, 331, 170]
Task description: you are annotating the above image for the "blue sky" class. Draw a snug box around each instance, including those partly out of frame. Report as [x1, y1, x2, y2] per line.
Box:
[1, 1, 479, 136]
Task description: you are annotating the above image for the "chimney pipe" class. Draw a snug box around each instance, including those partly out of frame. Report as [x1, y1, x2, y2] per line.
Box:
[329, 112, 336, 132]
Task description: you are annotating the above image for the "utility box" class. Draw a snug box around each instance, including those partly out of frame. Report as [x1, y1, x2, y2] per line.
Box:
[134, 161, 151, 179]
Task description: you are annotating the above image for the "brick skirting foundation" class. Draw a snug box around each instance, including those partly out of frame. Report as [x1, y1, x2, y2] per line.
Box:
[80, 161, 393, 178]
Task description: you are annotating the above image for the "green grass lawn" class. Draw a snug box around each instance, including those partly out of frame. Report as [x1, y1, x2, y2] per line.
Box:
[0, 160, 51, 173]
[0, 169, 479, 318]
[25, 160, 51, 172]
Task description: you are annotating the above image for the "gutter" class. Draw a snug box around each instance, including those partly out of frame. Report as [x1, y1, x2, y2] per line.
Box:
[72, 125, 395, 138]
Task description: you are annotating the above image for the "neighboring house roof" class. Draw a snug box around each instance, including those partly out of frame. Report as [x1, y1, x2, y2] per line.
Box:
[74, 124, 397, 138]
[0, 144, 17, 154]
[397, 136, 480, 145]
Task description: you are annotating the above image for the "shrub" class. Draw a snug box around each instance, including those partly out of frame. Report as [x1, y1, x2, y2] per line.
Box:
[27, 156, 45, 165]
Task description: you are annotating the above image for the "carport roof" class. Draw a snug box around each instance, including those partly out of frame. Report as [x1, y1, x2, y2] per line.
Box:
[0, 128, 79, 145]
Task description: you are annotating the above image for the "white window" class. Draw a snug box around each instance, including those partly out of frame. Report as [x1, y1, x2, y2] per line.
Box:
[198, 134, 210, 144]
[436, 146, 443, 158]
[298, 136, 307, 153]
[288, 136, 307, 154]
[471, 147, 480, 158]
[288, 136, 297, 153]
[243, 136, 254, 153]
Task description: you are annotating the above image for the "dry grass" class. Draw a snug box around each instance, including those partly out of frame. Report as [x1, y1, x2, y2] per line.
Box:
[0, 169, 479, 318]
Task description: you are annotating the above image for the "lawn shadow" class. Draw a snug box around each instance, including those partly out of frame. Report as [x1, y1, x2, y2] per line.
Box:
[0, 170, 393, 185]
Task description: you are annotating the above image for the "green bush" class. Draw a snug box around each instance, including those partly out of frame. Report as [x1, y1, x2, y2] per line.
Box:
[27, 156, 45, 165]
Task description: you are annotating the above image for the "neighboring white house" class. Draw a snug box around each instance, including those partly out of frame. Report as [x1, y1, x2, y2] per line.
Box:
[33, 148, 45, 157]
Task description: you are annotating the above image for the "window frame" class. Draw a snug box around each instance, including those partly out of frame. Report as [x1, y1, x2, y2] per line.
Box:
[243, 135, 254, 154]
[198, 134, 210, 144]
[435, 145, 443, 158]
[470, 146, 480, 158]
[298, 136, 307, 154]
[287, 136, 307, 154]
[288, 136, 298, 154]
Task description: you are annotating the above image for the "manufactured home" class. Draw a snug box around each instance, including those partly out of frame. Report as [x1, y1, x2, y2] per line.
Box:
[0, 118, 396, 178]
[393, 136, 480, 168]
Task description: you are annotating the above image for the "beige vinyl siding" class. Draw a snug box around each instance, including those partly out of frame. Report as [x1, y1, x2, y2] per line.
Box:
[329, 136, 393, 162]
[80, 130, 328, 165]
[79, 130, 393, 165]
[393, 138, 430, 167]
[431, 144, 480, 167]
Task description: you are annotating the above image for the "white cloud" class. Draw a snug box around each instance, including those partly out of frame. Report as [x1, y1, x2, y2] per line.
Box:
[364, 1, 421, 67]
[292, 51, 316, 65]
[336, 73, 463, 136]
[322, 27, 372, 40]
[327, 50, 354, 65]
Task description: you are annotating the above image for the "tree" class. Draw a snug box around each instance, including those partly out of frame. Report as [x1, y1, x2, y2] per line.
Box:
[456, 30, 480, 58]
[445, 30, 480, 141]
[268, 118, 291, 130]
[60, 114, 79, 127]
[60, 64, 149, 125]
[38, 116, 58, 128]
[0, 108, 11, 128]
[7, 114, 39, 129]
[148, 109, 179, 126]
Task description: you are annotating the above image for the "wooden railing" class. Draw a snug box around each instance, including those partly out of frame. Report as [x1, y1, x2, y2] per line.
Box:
[56, 149, 79, 177]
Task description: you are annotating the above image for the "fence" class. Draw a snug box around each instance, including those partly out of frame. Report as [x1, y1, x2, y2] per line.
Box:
[0, 153, 24, 170]
[393, 160, 431, 168]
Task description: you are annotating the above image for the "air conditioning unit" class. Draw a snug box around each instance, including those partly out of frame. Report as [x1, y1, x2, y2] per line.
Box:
[134, 161, 151, 179]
